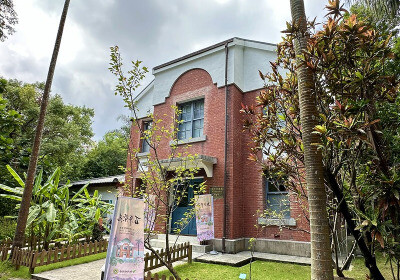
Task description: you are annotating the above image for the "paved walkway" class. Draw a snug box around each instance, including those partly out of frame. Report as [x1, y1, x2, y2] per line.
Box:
[32, 251, 310, 280]
[195, 251, 311, 266]
[31, 250, 204, 280]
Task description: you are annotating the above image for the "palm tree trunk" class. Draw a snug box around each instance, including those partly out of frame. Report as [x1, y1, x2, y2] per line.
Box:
[11, 0, 70, 255]
[289, 1, 333, 279]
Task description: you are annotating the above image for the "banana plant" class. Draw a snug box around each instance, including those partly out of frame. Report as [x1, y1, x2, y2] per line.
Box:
[0, 165, 112, 249]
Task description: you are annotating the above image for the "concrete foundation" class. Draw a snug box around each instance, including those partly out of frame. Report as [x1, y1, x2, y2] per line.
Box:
[213, 238, 311, 257]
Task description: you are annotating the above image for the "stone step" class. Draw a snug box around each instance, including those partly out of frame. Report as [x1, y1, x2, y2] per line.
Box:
[149, 238, 212, 254]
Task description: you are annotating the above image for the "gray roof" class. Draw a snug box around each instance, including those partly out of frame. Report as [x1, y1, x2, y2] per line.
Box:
[69, 174, 125, 187]
[153, 37, 276, 71]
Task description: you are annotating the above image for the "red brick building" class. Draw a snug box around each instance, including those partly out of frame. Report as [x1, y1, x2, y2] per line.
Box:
[126, 38, 311, 257]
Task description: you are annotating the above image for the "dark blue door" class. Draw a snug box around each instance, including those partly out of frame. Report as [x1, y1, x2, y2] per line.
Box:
[171, 179, 202, 235]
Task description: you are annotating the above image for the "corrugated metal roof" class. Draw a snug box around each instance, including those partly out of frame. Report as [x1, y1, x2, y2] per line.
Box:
[69, 174, 125, 187]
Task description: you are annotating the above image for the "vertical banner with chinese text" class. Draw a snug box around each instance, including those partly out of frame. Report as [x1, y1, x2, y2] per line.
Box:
[195, 194, 214, 242]
[104, 197, 144, 280]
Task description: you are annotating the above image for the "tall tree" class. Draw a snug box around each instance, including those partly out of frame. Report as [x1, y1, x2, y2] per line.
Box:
[243, 1, 396, 278]
[0, 79, 94, 183]
[79, 131, 128, 179]
[0, 0, 18, 41]
[12, 0, 70, 252]
[289, 1, 333, 279]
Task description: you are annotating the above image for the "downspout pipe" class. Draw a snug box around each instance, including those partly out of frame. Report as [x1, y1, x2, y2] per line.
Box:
[222, 42, 229, 253]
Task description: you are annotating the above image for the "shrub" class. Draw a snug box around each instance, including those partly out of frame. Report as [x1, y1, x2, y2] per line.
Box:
[0, 217, 16, 241]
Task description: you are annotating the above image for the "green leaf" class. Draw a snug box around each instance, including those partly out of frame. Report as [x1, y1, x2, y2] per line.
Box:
[27, 206, 41, 227]
[0, 194, 22, 201]
[95, 208, 101, 221]
[355, 71, 363, 79]
[314, 125, 327, 134]
[84, 188, 90, 199]
[33, 169, 43, 194]
[46, 203, 56, 222]
[6, 165, 25, 188]
[69, 213, 79, 230]
[71, 183, 89, 201]
[0, 184, 23, 195]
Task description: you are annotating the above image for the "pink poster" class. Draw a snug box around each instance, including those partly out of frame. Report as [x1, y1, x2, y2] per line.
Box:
[104, 197, 144, 280]
[195, 194, 214, 242]
[144, 194, 156, 231]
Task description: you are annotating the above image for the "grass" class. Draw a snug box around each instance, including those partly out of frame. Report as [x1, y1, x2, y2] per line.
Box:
[157, 261, 310, 280]
[0, 262, 30, 280]
[0, 252, 107, 280]
[0, 252, 395, 280]
[156, 255, 395, 280]
[345, 255, 394, 279]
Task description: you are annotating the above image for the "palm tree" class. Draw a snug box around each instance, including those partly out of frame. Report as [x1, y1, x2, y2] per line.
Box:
[11, 0, 71, 254]
[289, 1, 334, 279]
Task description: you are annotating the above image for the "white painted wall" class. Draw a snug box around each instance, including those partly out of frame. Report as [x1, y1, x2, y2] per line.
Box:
[134, 38, 277, 119]
[88, 185, 118, 220]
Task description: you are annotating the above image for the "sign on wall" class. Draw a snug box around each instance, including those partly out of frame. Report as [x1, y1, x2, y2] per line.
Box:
[195, 194, 214, 242]
[209, 186, 223, 199]
[104, 197, 144, 280]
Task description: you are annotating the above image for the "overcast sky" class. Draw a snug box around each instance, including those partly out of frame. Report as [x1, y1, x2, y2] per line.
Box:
[0, 0, 328, 140]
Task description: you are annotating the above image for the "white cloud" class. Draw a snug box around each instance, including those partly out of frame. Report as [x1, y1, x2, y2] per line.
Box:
[0, 0, 328, 140]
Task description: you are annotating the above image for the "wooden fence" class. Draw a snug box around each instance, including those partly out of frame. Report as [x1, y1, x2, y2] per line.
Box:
[0, 243, 9, 261]
[144, 242, 192, 272]
[4, 240, 192, 275]
[10, 240, 108, 273]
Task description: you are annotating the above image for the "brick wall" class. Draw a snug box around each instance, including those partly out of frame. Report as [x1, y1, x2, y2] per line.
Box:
[125, 68, 310, 242]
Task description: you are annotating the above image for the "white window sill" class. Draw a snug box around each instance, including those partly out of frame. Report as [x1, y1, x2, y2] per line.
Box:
[258, 217, 297, 227]
[169, 135, 207, 146]
[136, 151, 150, 158]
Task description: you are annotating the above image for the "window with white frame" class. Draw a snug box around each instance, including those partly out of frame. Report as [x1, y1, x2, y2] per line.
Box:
[177, 99, 204, 140]
[141, 121, 152, 153]
[265, 176, 290, 219]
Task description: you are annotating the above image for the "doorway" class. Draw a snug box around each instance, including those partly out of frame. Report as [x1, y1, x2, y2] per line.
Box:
[171, 178, 203, 235]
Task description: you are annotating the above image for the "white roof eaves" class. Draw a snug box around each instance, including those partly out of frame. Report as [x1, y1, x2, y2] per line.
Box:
[152, 37, 277, 74]
[133, 79, 155, 102]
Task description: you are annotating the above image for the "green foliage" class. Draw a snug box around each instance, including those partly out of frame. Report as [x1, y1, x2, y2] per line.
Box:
[0, 87, 22, 216]
[109, 46, 206, 278]
[0, 166, 112, 247]
[242, 0, 400, 277]
[0, 78, 94, 184]
[79, 131, 128, 179]
[0, 217, 16, 241]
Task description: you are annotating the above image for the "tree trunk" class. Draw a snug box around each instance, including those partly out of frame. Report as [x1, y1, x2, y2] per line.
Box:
[11, 0, 70, 256]
[325, 169, 385, 280]
[289, 1, 334, 279]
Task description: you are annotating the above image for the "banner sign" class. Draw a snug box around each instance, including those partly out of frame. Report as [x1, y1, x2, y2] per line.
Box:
[195, 194, 214, 242]
[104, 197, 144, 280]
[144, 194, 156, 231]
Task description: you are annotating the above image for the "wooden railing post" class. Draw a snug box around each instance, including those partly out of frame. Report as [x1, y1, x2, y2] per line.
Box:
[29, 250, 37, 274]
[188, 244, 192, 264]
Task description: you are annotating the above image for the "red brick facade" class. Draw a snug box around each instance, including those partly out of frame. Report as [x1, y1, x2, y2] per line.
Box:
[125, 68, 310, 242]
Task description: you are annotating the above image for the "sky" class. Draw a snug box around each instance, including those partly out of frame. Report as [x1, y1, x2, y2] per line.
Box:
[0, 0, 329, 140]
